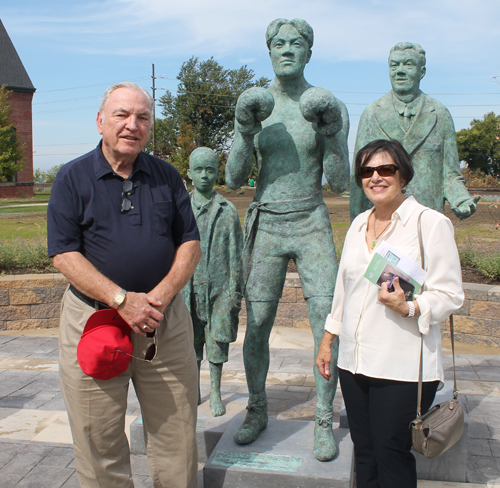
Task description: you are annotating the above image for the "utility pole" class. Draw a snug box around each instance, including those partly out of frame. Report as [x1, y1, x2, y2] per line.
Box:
[152, 63, 156, 157]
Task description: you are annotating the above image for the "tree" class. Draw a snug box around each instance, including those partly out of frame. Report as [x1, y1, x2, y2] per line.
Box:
[145, 117, 177, 163]
[0, 85, 26, 181]
[153, 57, 270, 170]
[171, 123, 197, 181]
[457, 112, 500, 176]
[33, 164, 64, 183]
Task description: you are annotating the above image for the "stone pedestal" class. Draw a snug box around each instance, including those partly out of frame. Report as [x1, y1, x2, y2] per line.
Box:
[204, 415, 354, 488]
[196, 393, 249, 462]
[339, 381, 468, 482]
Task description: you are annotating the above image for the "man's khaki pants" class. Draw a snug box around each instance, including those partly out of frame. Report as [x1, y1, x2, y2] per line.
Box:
[59, 289, 198, 488]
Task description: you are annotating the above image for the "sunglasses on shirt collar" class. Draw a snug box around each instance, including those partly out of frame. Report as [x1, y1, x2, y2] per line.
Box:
[360, 164, 399, 179]
[121, 180, 137, 214]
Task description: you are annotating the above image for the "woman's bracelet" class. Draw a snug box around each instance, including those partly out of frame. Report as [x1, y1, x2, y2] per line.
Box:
[403, 301, 415, 318]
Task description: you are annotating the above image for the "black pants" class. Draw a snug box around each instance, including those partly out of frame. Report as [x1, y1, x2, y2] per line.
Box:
[339, 368, 439, 488]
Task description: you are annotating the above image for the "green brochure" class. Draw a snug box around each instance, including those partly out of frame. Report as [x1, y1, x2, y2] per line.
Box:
[364, 241, 426, 299]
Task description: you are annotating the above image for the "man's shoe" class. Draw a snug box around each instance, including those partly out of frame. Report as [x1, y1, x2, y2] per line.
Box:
[233, 404, 268, 444]
[313, 412, 337, 461]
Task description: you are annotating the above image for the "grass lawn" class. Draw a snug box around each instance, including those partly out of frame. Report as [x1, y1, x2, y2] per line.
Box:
[0, 193, 50, 207]
[0, 213, 47, 239]
[0, 190, 499, 280]
[0, 206, 48, 216]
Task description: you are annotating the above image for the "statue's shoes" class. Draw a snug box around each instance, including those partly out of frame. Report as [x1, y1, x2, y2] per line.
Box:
[313, 418, 337, 461]
[233, 405, 268, 445]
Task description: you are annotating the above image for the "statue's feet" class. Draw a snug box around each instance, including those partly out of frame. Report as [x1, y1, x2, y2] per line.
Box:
[234, 405, 268, 445]
[210, 393, 226, 417]
[313, 417, 337, 461]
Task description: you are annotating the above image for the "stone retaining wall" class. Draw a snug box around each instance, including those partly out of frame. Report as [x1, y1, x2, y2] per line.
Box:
[450, 282, 500, 348]
[2, 273, 500, 347]
[0, 274, 68, 330]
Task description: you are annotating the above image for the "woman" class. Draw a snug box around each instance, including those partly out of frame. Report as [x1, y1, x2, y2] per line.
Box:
[316, 139, 463, 488]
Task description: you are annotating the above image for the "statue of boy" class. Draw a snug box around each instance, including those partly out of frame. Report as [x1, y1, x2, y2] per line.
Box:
[350, 42, 480, 221]
[181, 147, 243, 417]
[225, 18, 349, 461]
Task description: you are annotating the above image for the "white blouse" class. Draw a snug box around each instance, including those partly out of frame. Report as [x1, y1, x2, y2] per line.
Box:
[325, 196, 464, 382]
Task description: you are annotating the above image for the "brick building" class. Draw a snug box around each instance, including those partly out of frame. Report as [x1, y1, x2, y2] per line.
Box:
[0, 19, 36, 198]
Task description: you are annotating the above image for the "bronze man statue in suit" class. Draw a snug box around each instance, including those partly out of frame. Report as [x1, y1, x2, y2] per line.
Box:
[350, 42, 480, 221]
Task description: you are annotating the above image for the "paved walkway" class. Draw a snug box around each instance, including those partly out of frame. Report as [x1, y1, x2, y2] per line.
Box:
[0, 327, 499, 487]
[0, 203, 48, 209]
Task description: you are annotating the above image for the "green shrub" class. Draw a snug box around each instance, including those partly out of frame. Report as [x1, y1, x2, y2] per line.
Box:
[459, 246, 500, 281]
[0, 236, 54, 272]
[322, 183, 333, 194]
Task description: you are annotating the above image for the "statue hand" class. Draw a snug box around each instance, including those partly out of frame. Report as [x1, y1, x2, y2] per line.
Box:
[299, 87, 342, 136]
[235, 87, 275, 135]
[451, 195, 481, 220]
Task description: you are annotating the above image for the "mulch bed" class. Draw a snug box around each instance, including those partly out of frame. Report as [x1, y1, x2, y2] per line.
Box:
[461, 267, 500, 286]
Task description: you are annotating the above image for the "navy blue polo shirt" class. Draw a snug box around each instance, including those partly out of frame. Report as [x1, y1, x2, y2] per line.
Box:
[47, 142, 200, 293]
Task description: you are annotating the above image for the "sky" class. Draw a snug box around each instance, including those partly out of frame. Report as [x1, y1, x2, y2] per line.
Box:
[2, 0, 500, 171]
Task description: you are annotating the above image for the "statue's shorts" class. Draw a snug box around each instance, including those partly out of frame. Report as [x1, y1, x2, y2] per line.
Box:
[192, 314, 229, 364]
[245, 203, 338, 301]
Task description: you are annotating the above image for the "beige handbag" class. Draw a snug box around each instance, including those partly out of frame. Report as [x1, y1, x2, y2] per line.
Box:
[410, 315, 465, 458]
[409, 211, 465, 459]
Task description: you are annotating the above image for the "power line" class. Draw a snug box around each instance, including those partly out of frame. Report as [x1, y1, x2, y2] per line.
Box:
[164, 88, 500, 99]
[34, 143, 95, 147]
[344, 102, 499, 107]
[33, 95, 101, 106]
[334, 91, 500, 96]
[169, 86, 500, 97]
[347, 114, 487, 118]
[36, 78, 149, 93]
[35, 106, 98, 114]
[34, 153, 86, 157]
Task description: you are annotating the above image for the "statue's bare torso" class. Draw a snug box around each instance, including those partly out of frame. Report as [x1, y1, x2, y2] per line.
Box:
[254, 87, 325, 202]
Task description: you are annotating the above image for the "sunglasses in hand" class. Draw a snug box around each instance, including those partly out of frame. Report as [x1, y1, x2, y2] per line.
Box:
[113, 329, 157, 362]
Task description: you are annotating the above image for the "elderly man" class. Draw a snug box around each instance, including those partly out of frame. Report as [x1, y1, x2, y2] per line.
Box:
[226, 18, 349, 461]
[47, 82, 201, 488]
[350, 42, 480, 221]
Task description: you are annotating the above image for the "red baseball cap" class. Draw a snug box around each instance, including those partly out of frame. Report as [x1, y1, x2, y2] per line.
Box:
[77, 309, 133, 380]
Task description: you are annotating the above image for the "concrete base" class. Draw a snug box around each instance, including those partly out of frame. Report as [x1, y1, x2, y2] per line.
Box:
[204, 415, 354, 488]
[196, 393, 249, 462]
[339, 381, 468, 482]
[129, 392, 249, 461]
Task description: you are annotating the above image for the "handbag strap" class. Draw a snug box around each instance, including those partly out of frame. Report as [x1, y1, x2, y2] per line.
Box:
[415, 210, 459, 419]
[416, 211, 425, 419]
[450, 315, 459, 400]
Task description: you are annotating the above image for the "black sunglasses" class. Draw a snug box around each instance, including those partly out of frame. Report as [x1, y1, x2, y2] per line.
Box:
[360, 164, 399, 179]
[113, 329, 157, 362]
[121, 180, 137, 214]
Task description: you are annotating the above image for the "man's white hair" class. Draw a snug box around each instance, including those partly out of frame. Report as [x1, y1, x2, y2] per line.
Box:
[99, 82, 154, 116]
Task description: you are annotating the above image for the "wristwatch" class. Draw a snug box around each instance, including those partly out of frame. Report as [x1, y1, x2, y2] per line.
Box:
[404, 301, 415, 318]
[112, 289, 127, 309]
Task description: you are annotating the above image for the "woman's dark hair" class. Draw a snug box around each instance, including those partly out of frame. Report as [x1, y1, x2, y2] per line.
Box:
[354, 139, 414, 188]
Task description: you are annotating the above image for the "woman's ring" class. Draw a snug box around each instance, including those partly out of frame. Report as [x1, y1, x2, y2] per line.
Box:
[142, 325, 148, 331]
